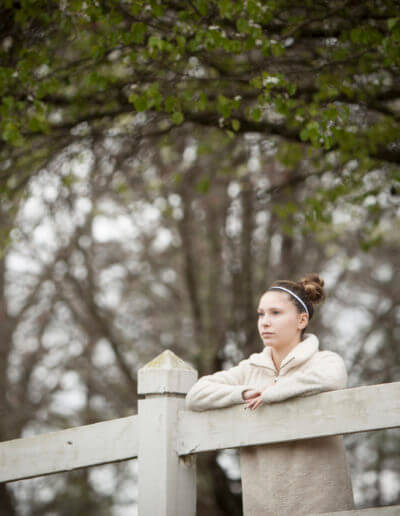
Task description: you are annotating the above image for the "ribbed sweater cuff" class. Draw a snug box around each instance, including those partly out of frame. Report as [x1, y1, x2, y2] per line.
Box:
[231, 385, 254, 404]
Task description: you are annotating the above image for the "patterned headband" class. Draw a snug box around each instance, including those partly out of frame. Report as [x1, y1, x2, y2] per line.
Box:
[269, 286, 309, 317]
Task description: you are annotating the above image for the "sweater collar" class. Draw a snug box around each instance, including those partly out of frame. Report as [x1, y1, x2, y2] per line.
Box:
[249, 333, 319, 373]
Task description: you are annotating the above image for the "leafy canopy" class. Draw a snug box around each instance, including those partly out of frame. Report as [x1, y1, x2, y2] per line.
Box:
[1, 0, 399, 248]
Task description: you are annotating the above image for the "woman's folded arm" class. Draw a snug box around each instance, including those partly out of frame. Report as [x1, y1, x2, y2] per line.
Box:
[185, 360, 254, 412]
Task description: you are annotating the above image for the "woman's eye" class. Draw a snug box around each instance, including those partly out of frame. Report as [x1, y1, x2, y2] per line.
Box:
[273, 311, 280, 314]
[257, 312, 263, 317]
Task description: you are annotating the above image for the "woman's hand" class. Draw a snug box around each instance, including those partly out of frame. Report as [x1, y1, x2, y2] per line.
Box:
[242, 389, 264, 410]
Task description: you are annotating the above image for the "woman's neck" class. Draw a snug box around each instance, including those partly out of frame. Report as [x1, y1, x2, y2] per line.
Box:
[271, 336, 302, 372]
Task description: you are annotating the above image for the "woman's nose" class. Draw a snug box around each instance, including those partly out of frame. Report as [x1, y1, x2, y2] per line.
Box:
[261, 315, 271, 326]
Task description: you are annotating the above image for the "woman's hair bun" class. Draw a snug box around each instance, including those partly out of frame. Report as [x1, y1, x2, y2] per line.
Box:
[298, 273, 325, 304]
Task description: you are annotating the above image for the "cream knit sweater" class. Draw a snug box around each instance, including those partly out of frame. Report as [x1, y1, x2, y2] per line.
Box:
[185, 333, 355, 516]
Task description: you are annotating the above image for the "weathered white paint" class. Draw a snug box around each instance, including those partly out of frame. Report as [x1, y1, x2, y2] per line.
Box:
[138, 349, 197, 395]
[313, 505, 400, 515]
[138, 350, 197, 516]
[178, 382, 400, 455]
[0, 415, 138, 483]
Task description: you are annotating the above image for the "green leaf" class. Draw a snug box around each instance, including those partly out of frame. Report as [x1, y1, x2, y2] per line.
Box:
[131, 2, 142, 16]
[231, 40, 243, 54]
[131, 22, 147, 44]
[217, 94, 232, 118]
[197, 92, 207, 111]
[152, 4, 164, 17]
[323, 135, 334, 150]
[1, 121, 23, 145]
[261, 40, 271, 56]
[219, 0, 234, 18]
[274, 97, 288, 115]
[171, 111, 184, 125]
[288, 83, 297, 96]
[231, 119, 240, 131]
[250, 107, 262, 122]
[249, 76, 262, 89]
[176, 35, 186, 48]
[129, 93, 148, 112]
[350, 27, 363, 44]
[236, 18, 250, 33]
[271, 42, 285, 56]
[300, 128, 309, 141]
[148, 36, 164, 51]
[28, 117, 43, 132]
[165, 95, 179, 113]
[323, 105, 339, 120]
[196, 0, 209, 16]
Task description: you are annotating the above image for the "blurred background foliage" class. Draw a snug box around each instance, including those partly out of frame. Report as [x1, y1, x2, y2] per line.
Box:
[0, 0, 399, 514]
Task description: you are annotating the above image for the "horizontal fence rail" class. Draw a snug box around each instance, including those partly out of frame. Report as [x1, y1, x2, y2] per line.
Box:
[2, 383, 400, 482]
[177, 382, 400, 455]
[0, 415, 138, 483]
[313, 506, 400, 515]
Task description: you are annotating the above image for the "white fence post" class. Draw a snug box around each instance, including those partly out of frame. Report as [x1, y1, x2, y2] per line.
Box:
[138, 349, 198, 516]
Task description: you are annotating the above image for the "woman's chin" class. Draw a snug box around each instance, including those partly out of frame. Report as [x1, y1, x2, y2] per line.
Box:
[262, 335, 277, 344]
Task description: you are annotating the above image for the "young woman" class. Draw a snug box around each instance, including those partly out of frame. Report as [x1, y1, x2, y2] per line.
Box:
[185, 273, 355, 516]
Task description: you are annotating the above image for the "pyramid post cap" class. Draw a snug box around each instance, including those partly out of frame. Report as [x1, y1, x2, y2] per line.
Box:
[138, 350, 198, 395]
[140, 349, 196, 371]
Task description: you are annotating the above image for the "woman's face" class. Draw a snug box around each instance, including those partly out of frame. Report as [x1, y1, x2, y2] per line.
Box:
[257, 290, 308, 349]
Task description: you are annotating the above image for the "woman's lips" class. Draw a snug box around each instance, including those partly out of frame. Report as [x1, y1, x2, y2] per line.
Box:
[262, 332, 274, 336]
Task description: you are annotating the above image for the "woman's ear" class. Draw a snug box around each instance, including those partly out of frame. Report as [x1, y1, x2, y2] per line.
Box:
[298, 312, 308, 330]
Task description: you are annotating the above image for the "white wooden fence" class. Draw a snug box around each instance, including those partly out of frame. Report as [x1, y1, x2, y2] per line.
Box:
[1, 349, 400, 515]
